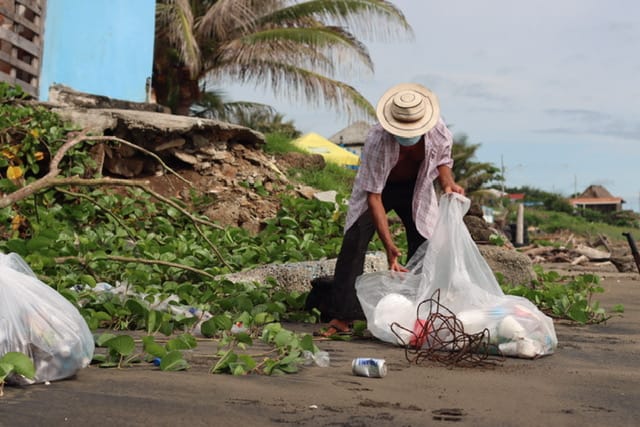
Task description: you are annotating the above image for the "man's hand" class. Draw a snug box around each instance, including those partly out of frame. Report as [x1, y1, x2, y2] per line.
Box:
[386, 244, 408, 272]
[443, 182, 465, 195]
[437, 165, 465, 196]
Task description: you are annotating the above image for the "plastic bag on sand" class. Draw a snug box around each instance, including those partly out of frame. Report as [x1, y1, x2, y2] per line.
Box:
[356, 193, 557, 358]
[0, 252, 94, 384]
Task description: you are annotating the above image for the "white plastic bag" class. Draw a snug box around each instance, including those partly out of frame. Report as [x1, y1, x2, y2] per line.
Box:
[0, 252, 95, 384]
[356, 193, 557, 358]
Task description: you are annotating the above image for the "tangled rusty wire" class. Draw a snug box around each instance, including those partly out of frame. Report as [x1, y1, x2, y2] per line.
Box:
[391, 290, 504, 368]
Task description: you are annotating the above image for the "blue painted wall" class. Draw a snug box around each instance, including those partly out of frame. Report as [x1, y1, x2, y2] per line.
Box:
[39, 0, 156, 102]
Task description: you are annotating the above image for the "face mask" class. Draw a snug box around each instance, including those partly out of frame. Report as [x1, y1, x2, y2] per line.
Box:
[393, 135, 422, 146]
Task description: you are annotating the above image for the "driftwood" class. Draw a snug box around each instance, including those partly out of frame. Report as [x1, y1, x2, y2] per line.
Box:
[573, 244, 610, 261]
[520, 232, 636, 273]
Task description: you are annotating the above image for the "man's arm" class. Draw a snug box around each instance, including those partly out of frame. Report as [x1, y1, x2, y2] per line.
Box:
[367, 192, 408, 272]
[437, 165, 465, 195]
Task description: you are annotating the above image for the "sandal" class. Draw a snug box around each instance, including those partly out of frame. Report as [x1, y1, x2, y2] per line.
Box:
[316, 319, 352, 338]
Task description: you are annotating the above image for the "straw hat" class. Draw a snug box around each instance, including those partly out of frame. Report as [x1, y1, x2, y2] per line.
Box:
[375, 83, 440, 138]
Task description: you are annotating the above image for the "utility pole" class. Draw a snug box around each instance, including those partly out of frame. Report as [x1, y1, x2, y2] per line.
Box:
[501, 155, 505, 194]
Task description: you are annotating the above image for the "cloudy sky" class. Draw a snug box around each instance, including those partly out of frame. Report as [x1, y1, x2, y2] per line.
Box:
[229, 0, 640, 211]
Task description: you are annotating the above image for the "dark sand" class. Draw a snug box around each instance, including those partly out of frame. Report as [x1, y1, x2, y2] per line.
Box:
[2, 268, 639, 427]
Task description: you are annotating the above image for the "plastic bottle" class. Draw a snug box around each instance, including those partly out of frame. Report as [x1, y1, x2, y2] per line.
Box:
[303, 350, 330, 367]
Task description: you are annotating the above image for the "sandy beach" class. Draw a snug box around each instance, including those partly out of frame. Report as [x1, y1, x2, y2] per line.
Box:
[2, 267, 639, 427]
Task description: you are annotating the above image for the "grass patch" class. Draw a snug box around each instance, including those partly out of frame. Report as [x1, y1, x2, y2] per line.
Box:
[263, 133, 307, 154]
[265, 133, 356, 196]
[289, 162, 356, 195]
[525, 208, 634, 244]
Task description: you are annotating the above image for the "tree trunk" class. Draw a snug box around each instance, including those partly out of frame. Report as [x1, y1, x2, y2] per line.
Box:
[152, 49, 201, 115]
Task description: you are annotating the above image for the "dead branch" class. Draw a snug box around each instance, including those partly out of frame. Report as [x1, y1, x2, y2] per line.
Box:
[55, 254, 216, 280]
[93, 135, 192, 186]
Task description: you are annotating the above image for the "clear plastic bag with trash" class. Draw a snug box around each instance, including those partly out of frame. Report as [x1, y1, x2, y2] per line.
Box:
[0, 252, 95, 384]
[355, 193, 557, 359]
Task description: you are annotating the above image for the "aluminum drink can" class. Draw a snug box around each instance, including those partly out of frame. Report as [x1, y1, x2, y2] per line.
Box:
[352, 358, 387, 378]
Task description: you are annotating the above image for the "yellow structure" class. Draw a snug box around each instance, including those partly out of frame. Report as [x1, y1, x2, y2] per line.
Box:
[292, 133, 360, 168]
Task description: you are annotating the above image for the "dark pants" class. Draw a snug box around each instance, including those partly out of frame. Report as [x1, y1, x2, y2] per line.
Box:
[327, 181, 426, 320]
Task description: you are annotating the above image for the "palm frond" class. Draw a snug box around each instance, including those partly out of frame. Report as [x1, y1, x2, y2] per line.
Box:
[216, 60, 375, 119]
[197, 0, 258, 40]
[212, 26, 373, 78]
[157, 0, 201, 76]
[260, 0, 413, 41]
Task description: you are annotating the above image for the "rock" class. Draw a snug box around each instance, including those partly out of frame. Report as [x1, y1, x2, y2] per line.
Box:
[221, 252, 388, 293]
[466, 201, 484, 218]
[477, 245, 537, 287]
[464, 215, 494, 242]
[276, 152, 325, 170]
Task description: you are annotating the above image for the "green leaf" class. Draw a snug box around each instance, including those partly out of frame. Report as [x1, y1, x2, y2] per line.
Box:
[211, 350, 237, 374]
[79, 274, 97, 287]
[231, 354, 257, 375]
[253, 312, 273, 325]
[567, 300, 589, 324]
[233, 332, 253, 345]
[125, 299, 148, 316]
[146, 310, 159, 334]
[159, 350, 189, 371]
[142, 336, 167, 358]
[199, 318, 220, 338]
[26, 235, 53, 251]
[232, 365, 247, 375]
[1, 353, 35, 379]
[105, 335, 136, 356]
[612, 304, 625, 313]
[0, 362, 13, 380]
[273, 330, 293, 348]
[99, 361, 119, 368]
[299, 334, 316, 353]
[0, 352, 35, 379]
[91, 354, 107, 364]
[166, 334, 197, 351]
[95, 333, 117, 347]
[5, 239, 27, 254]
[278, 216, 299, 228]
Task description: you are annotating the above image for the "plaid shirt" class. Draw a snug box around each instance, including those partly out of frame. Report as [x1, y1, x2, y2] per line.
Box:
[344, 117, 454, 239]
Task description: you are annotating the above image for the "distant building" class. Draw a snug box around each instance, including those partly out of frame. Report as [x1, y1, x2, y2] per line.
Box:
[0, 0, 45, 97]
[328, 121, 373, 158]
[508, 193, 526, 202]
[569, 185, 625, 213]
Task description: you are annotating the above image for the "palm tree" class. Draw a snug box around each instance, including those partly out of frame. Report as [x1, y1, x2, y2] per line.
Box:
[451, 133, 503, 197]
[153, 0, 411, 117]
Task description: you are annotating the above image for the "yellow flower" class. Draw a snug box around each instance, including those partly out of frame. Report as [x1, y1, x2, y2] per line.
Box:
[34, 151, 45, 161]
[2, 149, 15, 160]
[7, 165, 23, 180]
[11, 214, 24, 231]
